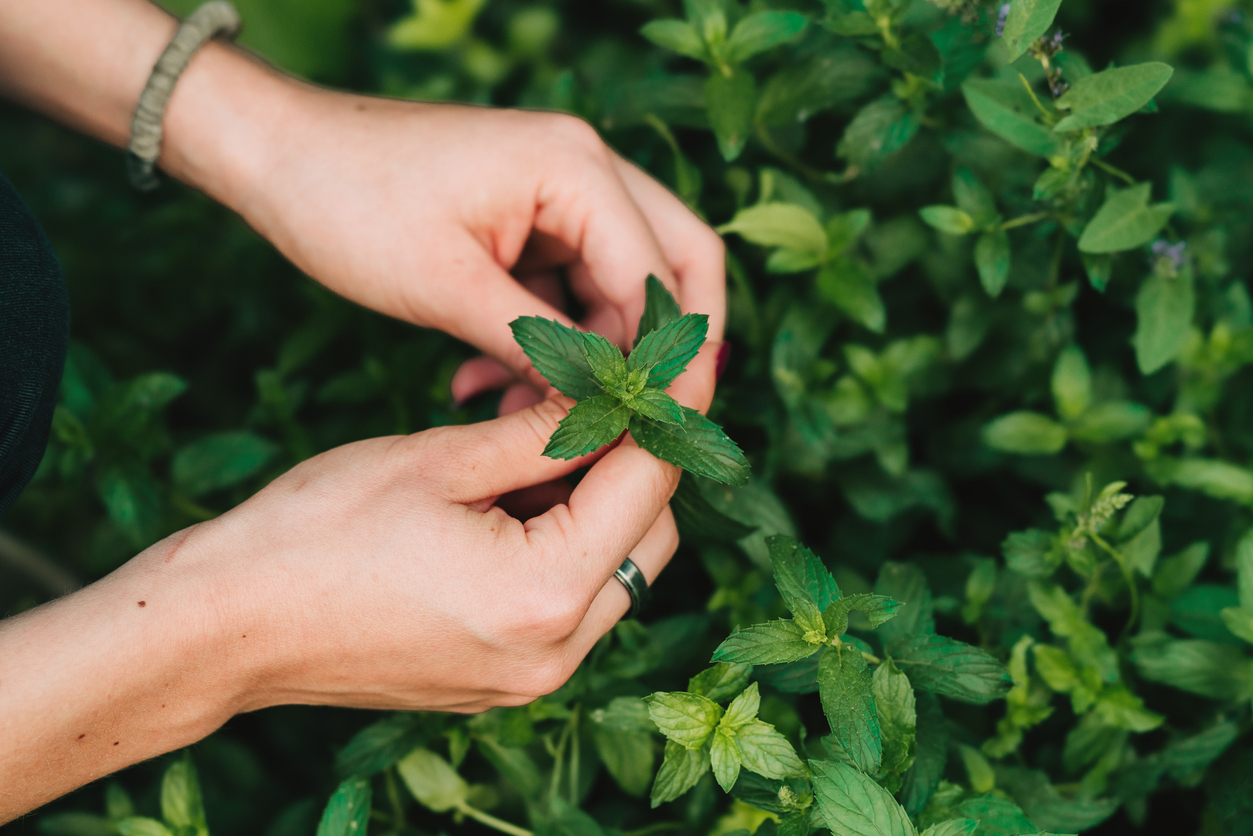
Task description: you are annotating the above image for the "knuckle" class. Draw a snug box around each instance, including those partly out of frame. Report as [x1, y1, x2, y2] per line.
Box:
[548, 113, 607, 157]
[509, 649, 582, 699]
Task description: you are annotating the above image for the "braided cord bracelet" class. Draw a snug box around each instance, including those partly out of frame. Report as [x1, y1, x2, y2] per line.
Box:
[127, 1, 242, 191]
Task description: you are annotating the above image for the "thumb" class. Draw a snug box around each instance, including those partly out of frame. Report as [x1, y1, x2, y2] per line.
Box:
[437, 395, 609, 504]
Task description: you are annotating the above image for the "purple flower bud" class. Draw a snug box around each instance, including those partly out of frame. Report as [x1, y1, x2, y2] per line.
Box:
[1150, 239, 1188, 269]
[1050, 30, 1067, 49]
[996, 3, 1010, 37]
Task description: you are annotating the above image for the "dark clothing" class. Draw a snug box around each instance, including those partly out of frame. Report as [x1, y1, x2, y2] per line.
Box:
[0, 174, 69, 518]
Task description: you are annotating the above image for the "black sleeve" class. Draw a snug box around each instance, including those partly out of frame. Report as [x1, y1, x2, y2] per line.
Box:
[0, 172, 69, 519]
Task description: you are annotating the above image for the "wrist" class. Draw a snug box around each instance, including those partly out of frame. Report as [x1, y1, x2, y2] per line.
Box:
[158, 41, 300, 215]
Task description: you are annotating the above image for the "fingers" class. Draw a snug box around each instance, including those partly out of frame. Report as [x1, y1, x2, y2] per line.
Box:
[569, 506, 679, 648]
[522, 434, 680, 605]
[610, 154, 728, 343]
[437, 395, 603, 503]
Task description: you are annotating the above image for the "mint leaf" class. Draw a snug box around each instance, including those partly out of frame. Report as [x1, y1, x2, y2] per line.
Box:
[818, 647, 881, 774]
[873, 660, 917, 775]
[1054, 62, 1175, 132]
[712, 619, 819, 665]
[734, 720, 807, 780]
[543, 394, 631, 460]
[689, 662, 753, 702]
[582, 331, 630, 393]
[672, 474, 758, 543]
[1078, 184, 1175, 254]
[811, 759, 914, 836]
[510, 317, 604, 400]
[640, 19, 707, 61]
[630, 408, 750, 486]
[629, 313, 709, 390]
[767, 535, 841, 614]
[650, 740, 711, 807]
[921, 821, 979, 836]
[891, 634, 1013, 704]
[822, 593, 902, 636]
[624, 388, 684, 425]
[722, 682, 761, 729]
[397, 748, 469, 813]
[315, 778, 372, 836]
[710, 727, 742, 791]
[1000, 0, 1063, 62]
[160, 755, 206, 834]
[645, 692, 723, 749]
[636, 274, 683, 346]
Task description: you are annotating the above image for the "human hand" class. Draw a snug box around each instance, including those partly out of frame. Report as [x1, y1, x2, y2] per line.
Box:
[202, 82, 725, 414]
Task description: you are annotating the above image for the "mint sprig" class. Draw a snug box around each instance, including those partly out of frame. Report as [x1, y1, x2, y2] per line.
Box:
[509, 276, 749, 486]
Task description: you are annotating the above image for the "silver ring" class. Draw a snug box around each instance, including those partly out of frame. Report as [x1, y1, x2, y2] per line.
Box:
[613, 557, 650, 620]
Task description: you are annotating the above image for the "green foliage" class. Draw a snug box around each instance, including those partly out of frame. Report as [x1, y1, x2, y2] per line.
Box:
[15, 0, 1253, 832]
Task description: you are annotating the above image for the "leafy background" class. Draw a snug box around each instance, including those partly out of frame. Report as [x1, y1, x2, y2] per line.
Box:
[4, 0, 1253, 833]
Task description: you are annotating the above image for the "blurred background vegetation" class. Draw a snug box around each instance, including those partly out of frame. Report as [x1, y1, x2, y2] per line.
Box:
[6, 0, 1253, 833]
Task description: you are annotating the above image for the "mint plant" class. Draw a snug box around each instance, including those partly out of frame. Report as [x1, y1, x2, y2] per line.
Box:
[510, 275, 749, 485]
[20, 0, 1253, 832]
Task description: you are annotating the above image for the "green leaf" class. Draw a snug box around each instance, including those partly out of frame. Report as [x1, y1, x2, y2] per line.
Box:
[919, 206, 975, 235]
[1003, 529, 1062, 578]
[641, 19, 707, 61]
[335, 713, 433, 778]
[625, 388, 685, 425]
[1054, 62, 1175, 131]
[817, 647, 882, 773]
[315, 777, 372, 836]
[689, 662, 754, 702]
[953, 168, 997, 226]
[171, 431, 279, 497]
[734, 720, 807, 779]
[628, 313, 709, 389]
[37, 814, 116, 836]
[921, 821, 978, 836]
[1238, 532, 1253, 610]
[543, 394, 631, 460]
[161, 754, 206, 834]
[816, 258, 885, 333]
[707, 66, 757, 161]
[873, 660, 917, 774]
[891, 634, 1013, 704]
[672, 475, 758, 543]
[711, 727, 742, 791]
[823, 593, 903, 635]
[1152, 542, 1210, 598]
[952, 794, 1038, 835]
[510, 317, 604, 400]
[713, 619, 819, 665]
[115, 819, 173, 836]
[838, 96, 919, 170]
[397, 748, 468, 813]
[962, 79, 1062, 157]
[1130, 636, 1251, 700]
[1051, 346, 1092, 421]
[636, 275, 684, 346]
[685, 0, 728, 44]
[811, 758, 915, 836]
[1132, 271, 1195, 374]
[983, 412, 1068, 455]
[974, 229, 1012, 298]
[651, 740, 711, 807]
[1078, 184, 1175, 254]
[582, 331, 630, 392]
[724, 12, 809, 64]
[717, 203, 828, 256]
[592, 723, 655, 798]
[901, 692, 947, 815]
[767, 535, 841, 614]
[1000, 0, 1063, 62]
[630, 408, 750, 486]
[1150, 457, 1253, 504]
[723, 681, 762, 729]
[1068, 401, 1153, 444]
[645, 692, 723, 749]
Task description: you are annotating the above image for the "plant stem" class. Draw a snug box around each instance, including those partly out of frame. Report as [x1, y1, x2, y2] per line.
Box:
[385, 766, 406, 831]
[1018, 73, 1054, 122]
[1000, 212, 1050, 230]
[568, 705, 581, 808]
[1091, 533, 1140, 637]
[1091, 157, 1137, 186]
[456, 803, 533, 836]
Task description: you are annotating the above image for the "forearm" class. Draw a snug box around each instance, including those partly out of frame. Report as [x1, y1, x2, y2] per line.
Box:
[0, 529, 245, 823]
[0, 0, 294, 210]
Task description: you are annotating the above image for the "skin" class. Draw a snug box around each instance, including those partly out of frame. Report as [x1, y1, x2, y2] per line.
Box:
[0, 0, 725, 821]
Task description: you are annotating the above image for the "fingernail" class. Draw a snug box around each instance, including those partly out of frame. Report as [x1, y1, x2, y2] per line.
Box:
[715, 342, 731, 380]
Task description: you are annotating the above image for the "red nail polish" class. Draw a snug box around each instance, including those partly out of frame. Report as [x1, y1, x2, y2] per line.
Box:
[715, 342, 731, 380]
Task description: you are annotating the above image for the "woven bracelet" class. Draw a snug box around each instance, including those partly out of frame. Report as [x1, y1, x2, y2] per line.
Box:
[127, 1, 242, 191]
